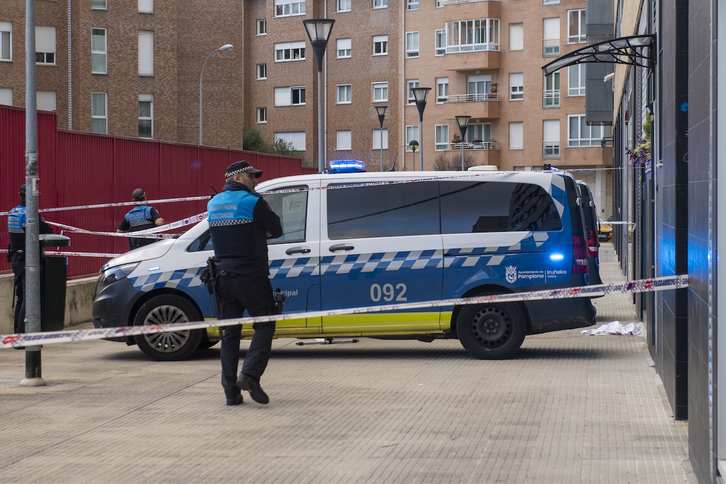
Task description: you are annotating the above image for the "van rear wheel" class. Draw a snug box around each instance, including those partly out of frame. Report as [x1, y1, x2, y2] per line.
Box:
[134, 295, 204, 361]
[456, 296, 526, 360]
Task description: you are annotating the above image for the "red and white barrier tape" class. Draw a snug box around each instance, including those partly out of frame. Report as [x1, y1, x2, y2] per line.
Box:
[0, 274, 688, 349]
[0, 249, 120, 258]
[46, 212, 207, 240]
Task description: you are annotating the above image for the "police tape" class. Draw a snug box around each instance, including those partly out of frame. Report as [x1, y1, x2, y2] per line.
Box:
[0, 274, 688, 349]
[46, 212, 207, 240]
[0, 249, 121, 258]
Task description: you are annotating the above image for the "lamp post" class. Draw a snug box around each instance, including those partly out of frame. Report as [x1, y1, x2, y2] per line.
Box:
[408, 140, 418, 171]
[375, 105, 387, 172]
[199, 43, 233, 145]
[303, 18, 335, 173]
[456, 115, 471, 171]
[411, 87, 431, 171]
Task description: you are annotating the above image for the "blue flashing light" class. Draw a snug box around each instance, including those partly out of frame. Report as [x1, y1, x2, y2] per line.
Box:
[549, 253, 564, 261]
[329, 160, 366, 173]
[148, 266, 160, 271]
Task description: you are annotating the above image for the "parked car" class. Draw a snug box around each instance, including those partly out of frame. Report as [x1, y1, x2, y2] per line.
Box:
[597, 216, 613, 241]
[92, 167, 597, 361]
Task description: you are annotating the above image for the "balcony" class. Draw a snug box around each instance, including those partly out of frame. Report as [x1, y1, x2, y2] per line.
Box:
[443, 0, 500, 22]
[438, 93, 500, 118]
[440, 141, 501, 167]
[444, 49, 500, 70]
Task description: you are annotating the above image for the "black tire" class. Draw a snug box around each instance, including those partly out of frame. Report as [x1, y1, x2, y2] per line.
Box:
[133, 295, 204, 361]
[196, 332, 219, 350]
[456, 295, 527, 360]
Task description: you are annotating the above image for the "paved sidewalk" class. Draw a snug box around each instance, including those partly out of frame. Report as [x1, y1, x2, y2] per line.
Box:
[0, 243, 692, 483]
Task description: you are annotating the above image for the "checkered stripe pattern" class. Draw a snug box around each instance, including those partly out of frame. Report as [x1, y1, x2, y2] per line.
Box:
[208, 219, 252, 227]
[130, 267, 204, 291]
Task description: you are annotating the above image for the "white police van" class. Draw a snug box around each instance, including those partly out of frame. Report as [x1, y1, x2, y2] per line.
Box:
[92, 165, 596, 361]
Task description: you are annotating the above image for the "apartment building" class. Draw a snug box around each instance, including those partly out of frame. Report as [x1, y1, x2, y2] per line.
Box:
[1, 0, 611, 213]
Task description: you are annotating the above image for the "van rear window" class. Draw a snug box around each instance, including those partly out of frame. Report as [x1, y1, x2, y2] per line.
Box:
[327, 182, 439, 239]
[440, 181, 562, 233]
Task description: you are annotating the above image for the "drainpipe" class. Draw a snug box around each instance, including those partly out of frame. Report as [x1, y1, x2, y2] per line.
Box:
[401, 1, 405, 170]
[67, 0, 72, 129]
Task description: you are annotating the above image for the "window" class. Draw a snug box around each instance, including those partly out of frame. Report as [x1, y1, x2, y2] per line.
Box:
[466, 123, 492, 144]
[327, 182, 439, 240]
[139, 0, 153, 13]
[407, 79, 419, 104]
[568, 64, 586, 96]
[568, 10, 586, 43]
[275, 41, 305, 61]
[372, 129, 388, 149]
[468, 75, 492, 101]
[0, 88, 12, 105]
[543, 18, 560, 56]
[337, 130, 352, 150]
[336, 84, 351, 104]
[138, 30, 154, 76]
[92, 0, 107, 9]
[257, 19, 267, 35]
[257, 63, 267, 80]
[435, 29, 446, 56]
[257, 107, 267, 123]
[138, 94, 153, 138]
[92, 92, 107, 134]
[510, 73, 523, 100]
[406, 31, 419, 58]
[373, 35, 388, 55]
[543, 0, 559, 4]
[436, 77, 449, 102]
[446, 19, 500, 52]
[337, 38, 351, 58]
[372, 82, 388, 102]
[509, 122, 523, 149]
[543, 120, 560, 157]
[435, 125, 449, 151]
[264, 188, 308, 244]
[407, 0, 419, 11]
[440, 181, 562, 234]
[275, 131, 306, 150]
[568, 114, 609, 146]
[36, 26, 56, 65]
[543, 71, 560, 107]
[275, 0, 305, 17]
[337, 0, 351, 12]
[91, 28, 106, 73]
[275, 86, 306, 106]
[37, 91, 56, 111]
[373, 0, 388, 8]
[0, 22, 11, 61]
[406, 125, 419, 150]
[510, 23, 523, 51]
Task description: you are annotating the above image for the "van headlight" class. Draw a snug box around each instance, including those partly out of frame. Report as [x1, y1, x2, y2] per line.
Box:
[96, 262, 140, 294]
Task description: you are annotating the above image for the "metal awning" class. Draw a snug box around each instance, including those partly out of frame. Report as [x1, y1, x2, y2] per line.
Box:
[542, 34, 656, 76]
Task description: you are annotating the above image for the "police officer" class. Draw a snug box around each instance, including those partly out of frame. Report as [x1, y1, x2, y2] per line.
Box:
[117, 188, 164, 250]
[208, 160, 282, 406]
[7, 184, 53, 336]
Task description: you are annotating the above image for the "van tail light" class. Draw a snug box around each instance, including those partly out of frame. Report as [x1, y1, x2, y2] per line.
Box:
[573, 235, 588, 274]
[586, 229, 599, 259]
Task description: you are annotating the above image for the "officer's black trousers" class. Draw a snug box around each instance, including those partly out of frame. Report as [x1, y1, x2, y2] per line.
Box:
[12, 259, 25, 334]
[216, 272, 276, 400]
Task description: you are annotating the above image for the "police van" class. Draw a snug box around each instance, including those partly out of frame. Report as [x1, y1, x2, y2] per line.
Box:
[92, 167, 596, 361]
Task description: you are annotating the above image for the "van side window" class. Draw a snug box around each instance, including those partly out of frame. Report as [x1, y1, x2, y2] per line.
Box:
[440, 181, 562, 233]
[264, 187, 308, 244]
[187, 230, 213, 252]
[327, 182, 439, 239]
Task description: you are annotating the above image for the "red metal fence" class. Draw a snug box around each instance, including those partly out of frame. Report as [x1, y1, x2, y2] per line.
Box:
[1, 105, 315, 278]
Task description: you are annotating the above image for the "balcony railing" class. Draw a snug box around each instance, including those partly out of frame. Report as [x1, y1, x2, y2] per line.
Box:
[543, 142, 560, 158]
[451, 141, 500, 150]
[543, 39, 559, 56]
[446, 93, 500, 103]
[543, 89, 560, 107]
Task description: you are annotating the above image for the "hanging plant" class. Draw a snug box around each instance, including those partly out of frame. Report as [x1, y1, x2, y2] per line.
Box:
[626, 113, 651, 166]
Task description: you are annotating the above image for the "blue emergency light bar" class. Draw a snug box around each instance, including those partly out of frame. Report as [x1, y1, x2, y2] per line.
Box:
[328, 160, 366, 173]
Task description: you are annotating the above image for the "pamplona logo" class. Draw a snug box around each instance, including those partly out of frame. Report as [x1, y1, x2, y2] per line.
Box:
[505, 265, 517, 284]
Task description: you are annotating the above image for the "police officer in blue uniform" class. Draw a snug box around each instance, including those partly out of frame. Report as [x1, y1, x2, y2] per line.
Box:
[117, 188, 164, 250]
[7, 184, 53, 336]
[208, 161, 282, 406]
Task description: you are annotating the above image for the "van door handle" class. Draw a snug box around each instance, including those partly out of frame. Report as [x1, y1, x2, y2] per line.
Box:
[329, 243, 354, 252]
[286, 246, 311, 255]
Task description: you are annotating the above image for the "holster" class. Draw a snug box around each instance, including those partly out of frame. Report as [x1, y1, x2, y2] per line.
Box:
[274, 288, 286, 315]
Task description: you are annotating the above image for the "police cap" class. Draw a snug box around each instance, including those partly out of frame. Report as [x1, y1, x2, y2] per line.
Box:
[225, 160, 263, 179]
[132, 188, 146, 201]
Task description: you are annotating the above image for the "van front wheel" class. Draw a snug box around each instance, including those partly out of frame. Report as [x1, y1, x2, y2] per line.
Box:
[133, 295, 204, 361]
[456, 298, 526, 360]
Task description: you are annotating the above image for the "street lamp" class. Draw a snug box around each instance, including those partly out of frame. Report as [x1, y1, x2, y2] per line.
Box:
[411, 87, 431, 171]
[375, 105, 387, 172]
[408, 140, 418, 171]
[199, 43, 233, 145]
[303, 18, 335, 173]
[456, 115, 471, 171]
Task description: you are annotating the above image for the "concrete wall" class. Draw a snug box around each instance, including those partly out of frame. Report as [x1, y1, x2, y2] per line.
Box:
[0, 274, 97, 334]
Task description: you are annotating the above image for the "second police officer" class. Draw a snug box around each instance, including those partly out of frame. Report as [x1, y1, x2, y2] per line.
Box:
[207, 161, 282, 406]
[117, 188, 165, 251]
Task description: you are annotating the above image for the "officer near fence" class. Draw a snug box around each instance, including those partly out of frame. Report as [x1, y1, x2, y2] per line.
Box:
[117, 188, 164, 250]
[7, 184, 54, 337]
[207, 161, 282, 406]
